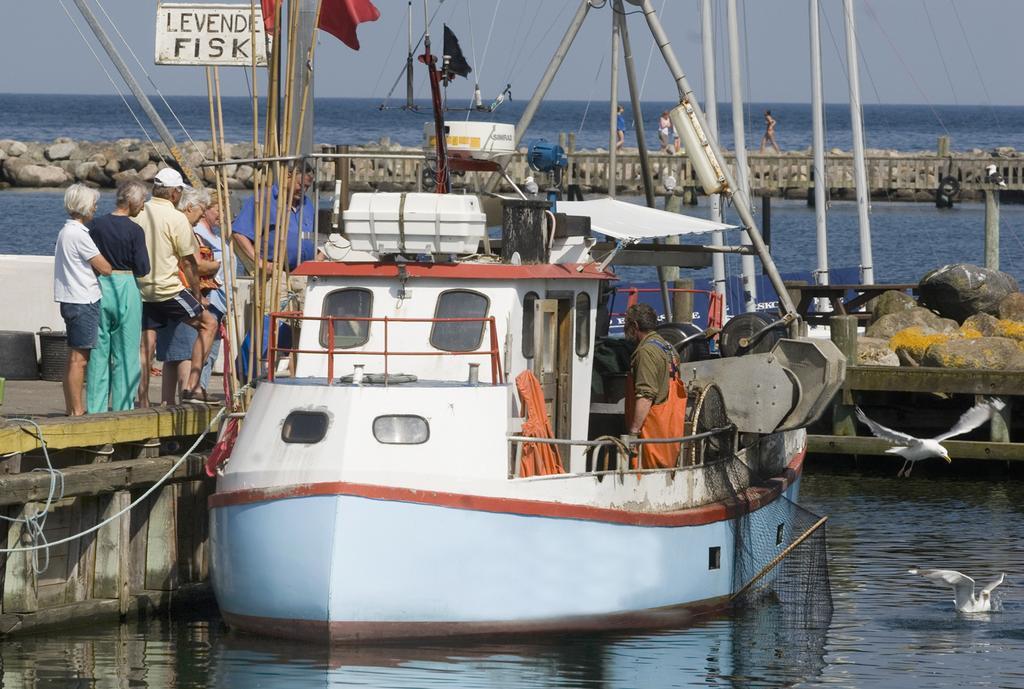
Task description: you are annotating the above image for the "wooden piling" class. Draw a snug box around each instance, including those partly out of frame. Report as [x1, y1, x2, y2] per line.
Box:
[985, 189, 1000, 270]
[830, 315, 859, 436]
[937, 135, 950, 158]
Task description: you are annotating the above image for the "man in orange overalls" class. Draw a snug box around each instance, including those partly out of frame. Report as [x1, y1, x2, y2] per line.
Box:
[624, 304, 688, 469]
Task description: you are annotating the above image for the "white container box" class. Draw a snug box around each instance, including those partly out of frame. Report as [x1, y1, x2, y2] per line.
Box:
[344, 192, 487, 256]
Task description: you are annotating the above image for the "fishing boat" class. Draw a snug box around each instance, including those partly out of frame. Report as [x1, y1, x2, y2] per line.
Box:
[206, 0, 842, 642]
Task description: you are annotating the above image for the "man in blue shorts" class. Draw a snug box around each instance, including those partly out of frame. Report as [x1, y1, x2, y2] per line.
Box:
[134, 168, 218, 406]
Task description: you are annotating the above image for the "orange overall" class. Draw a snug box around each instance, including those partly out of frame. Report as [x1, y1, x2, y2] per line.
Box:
[625, 337, 688, 469]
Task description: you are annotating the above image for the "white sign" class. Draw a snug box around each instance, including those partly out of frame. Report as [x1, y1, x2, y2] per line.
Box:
[156, 3, 269, 66]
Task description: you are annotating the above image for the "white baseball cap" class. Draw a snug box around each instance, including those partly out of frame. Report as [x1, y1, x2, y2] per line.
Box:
[153, 167, 185, 188]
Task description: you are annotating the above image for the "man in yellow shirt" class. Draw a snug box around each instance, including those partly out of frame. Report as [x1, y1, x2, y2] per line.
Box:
[134, 168, 218, 406]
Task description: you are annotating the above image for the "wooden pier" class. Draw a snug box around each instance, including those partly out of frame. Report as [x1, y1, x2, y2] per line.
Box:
[326, 140, 1024, 202]
[808, 313, 1024, 466]
[0, 381, 220, 636]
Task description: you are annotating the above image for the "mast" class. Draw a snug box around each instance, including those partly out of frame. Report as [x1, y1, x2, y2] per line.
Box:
[484, 0, 592, 193]
[636, 0, 797, 317]
[71, 0, 201, 186]
[843, 0, 874, 284]
[700, 0, 727, 309]
[406, 1, 415, 109]
[292, 0, 316, 157]
[422, 1, 450, 193]
[726, 0, 757, 313]
[609, 8, 621, 198]
[809, 0, 829, 289]
[616, 0, 671, 318]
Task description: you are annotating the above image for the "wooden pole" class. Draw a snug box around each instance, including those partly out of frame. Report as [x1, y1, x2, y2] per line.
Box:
[830, 314, 858, 436]
[985, 189, 1000, 271]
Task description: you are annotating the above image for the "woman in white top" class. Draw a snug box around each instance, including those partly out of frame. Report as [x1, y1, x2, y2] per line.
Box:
[53, 184, 112, 415]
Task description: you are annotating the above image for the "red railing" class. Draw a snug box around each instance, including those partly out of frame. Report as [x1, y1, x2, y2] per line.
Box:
[610, 287, 724, 331]
[268, 311, 504, 385]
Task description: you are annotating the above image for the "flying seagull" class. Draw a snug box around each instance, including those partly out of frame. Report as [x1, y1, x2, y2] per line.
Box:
[909, 568, 1005, 613]
[855, 399, 1004, 477]
[986, 164, 1007, 188]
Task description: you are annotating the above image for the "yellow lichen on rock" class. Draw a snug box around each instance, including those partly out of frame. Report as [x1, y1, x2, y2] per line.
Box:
[889, 326, 956, 361]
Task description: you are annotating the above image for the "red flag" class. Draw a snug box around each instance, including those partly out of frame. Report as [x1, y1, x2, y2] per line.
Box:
[262, 0, 380, 51]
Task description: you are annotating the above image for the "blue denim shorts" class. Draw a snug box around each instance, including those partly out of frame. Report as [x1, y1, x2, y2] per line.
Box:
[156, 320, 198, 362]
[60, 300, 101, 350]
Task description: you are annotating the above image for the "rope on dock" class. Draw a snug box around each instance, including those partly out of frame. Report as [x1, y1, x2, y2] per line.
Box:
[0, 417, 63, 573]
[0, 406, 227, 558]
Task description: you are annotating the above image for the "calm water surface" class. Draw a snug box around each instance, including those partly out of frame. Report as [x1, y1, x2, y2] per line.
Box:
[3, 471, 1022, 688]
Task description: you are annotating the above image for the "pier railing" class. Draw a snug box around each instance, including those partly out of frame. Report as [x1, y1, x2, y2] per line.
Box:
[329, 149, 1023, 198]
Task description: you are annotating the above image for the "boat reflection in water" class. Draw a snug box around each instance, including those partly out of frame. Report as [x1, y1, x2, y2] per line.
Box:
[209, 599, 831, 688]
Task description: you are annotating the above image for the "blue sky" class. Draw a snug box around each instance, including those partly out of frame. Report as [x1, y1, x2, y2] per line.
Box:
[2, 0, 1021, 105]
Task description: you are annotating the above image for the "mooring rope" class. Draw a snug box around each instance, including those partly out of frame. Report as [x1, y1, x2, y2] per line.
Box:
[0, 418, 64, 573]
[0, 406, 226, 558]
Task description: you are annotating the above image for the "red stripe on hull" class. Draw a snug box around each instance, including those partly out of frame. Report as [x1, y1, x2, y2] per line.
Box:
[222, 596, 730, 643]
[209, 448, 805, 527]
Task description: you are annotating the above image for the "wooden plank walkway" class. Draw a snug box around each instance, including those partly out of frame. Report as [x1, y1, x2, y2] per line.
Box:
[331, 147, 1024, 199]
[0, 379, 222, 637]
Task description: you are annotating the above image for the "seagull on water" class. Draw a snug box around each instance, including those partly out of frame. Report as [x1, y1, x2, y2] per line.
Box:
[986, 164, 1008, 188]
[909, 568, 1006, 613]
[855, 399, 1005, 477]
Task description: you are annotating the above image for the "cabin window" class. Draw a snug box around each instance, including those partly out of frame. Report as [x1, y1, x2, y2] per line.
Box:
[320, 288, 373, 349]
[430, 289, 490, 352]
[708, 546, 721, 570]
[522, 291, 539, 358]
[776, 523, 785, 546]
[373, 415, 430, 445]
[575, 292, 591, 357]
[282, 411, 329, 444]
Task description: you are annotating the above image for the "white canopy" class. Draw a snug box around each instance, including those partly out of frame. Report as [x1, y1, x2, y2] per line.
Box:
[557, 197, 735, 242]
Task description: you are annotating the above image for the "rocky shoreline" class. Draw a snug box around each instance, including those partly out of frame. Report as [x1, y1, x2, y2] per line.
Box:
[1, 137, 1021, 202]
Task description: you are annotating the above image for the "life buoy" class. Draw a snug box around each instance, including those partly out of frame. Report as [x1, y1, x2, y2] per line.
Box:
[938, 176, 961, 198]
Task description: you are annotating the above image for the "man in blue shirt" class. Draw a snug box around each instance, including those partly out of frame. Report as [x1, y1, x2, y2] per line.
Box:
[231, 166, 317, 271]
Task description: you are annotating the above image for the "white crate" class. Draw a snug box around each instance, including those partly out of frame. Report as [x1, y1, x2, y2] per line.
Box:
[344, 193, 487, 256]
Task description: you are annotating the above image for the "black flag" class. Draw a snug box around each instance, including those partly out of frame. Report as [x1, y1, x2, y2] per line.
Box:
[443, 25, 472, 79]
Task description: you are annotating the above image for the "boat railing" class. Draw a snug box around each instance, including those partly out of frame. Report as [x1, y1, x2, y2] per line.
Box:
[506, 425, 735, 478]
[267, 311, 504, 385]
[609, 286, 724, 331]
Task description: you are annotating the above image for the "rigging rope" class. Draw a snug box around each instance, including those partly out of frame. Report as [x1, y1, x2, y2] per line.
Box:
[862, 0, 949, 136]
[92, 0, 207, 160]
[921, 1, 959, 106]
[577, 53, 606, 136]
[637, 0, 669, 101]
[57, 0, 166, 165]
[948, 0, 1000, 128]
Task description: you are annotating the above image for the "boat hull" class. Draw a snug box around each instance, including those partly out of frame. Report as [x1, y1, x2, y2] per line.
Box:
[209, 451, 804, 642]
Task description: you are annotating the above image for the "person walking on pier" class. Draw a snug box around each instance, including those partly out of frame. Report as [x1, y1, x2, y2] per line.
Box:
[134, 168, 218, 407]
[615, 105, 626, 152]
[53, 184, 112, 416]
[85, 180, 150, 413]
[658, 111, 674, 154]
[760, 109, 781, 153]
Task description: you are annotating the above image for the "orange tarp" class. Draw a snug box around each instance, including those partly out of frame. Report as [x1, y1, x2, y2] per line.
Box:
[515, 370, 566, 477]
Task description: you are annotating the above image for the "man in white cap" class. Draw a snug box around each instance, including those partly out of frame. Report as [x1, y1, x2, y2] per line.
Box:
[133, 167, 218, 406]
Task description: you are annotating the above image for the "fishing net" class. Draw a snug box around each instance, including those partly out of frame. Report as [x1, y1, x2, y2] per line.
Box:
[685, 381, 833, 623]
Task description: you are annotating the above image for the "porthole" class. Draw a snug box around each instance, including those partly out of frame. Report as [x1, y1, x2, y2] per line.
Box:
[282, 411, 329, 444]
[373, 415, 430, 445]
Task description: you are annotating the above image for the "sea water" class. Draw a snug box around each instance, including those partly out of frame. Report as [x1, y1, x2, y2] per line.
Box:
[1, 472, 1022, 688]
